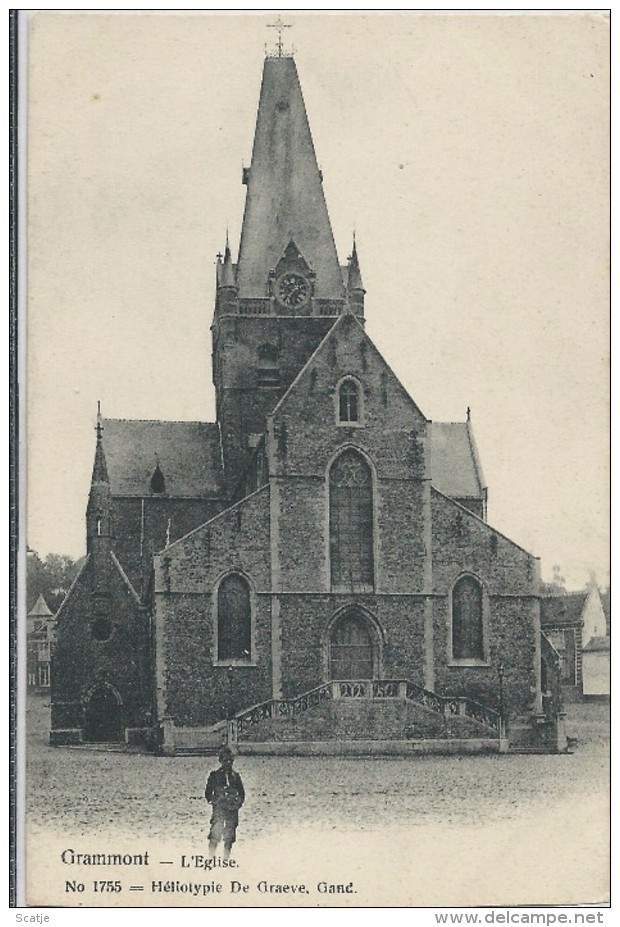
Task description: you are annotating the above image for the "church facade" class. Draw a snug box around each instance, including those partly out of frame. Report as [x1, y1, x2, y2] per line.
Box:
[51, 53, 553, 753]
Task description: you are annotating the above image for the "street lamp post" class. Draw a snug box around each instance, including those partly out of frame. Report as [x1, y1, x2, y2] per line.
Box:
[498, 660, 506, 744]
[227, 665, 235, 745]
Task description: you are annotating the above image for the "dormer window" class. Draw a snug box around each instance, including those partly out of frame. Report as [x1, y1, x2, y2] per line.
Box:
[150, 464, 166, 494]
[338, 378, 361, 424]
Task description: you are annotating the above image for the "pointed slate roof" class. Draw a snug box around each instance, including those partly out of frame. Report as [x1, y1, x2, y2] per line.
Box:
[220, 237, 237, 289]
[346, 238, 364, 292]
[28, 594, 53, 618]
[236, 56, 343, 299]
[91, 425, 109, 484]
[430, 422, 486, 499]
[101, 419, 224, 498]
[269, 310, 427, 423]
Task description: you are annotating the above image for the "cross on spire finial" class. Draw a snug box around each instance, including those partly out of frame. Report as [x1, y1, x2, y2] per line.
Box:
[266, 15, 292, 58]
[96, 400, 103, 440]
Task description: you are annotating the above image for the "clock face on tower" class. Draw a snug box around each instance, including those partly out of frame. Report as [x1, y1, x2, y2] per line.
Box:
[275, 272, 310, 308]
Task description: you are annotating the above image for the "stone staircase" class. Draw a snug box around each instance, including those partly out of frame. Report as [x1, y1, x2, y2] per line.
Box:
[226, 679, 504, 754]
[236, 695, 493, 743]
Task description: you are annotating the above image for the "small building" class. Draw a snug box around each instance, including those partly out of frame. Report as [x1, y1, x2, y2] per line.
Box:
[27, 594, 55, 690]
[541, 586, 609, 700]
[581, 637, 610, 699]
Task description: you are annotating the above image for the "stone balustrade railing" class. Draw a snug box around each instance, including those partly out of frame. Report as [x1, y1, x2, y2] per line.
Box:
[235, 678, 501, 736]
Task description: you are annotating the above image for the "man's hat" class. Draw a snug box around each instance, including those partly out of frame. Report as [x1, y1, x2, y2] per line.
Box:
[218, 746, 234, 761]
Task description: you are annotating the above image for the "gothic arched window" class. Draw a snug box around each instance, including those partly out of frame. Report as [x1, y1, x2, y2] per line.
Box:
[217, 574, 252, 662]
[451, 575, 484, 660]
[338, 379, 360, 423]
[329, 450, 374, 589]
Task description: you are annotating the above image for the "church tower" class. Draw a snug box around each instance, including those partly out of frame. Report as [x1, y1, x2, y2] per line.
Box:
[212, 53, 364, 491]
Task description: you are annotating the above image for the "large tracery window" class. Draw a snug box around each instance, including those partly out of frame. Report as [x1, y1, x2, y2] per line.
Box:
[217, 574, 252, 662]
[451, 575, 484, 661]
[329, 450, 374, 589]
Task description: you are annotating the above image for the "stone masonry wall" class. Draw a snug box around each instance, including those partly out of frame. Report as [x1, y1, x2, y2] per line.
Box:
[51, 556, 150, 734]
[154, 593, 272, 727]
[152, 486, 272, 728]
[431, 489, 540, 717]
[270, 313, 430, 596]
[279, 595, 427, 698]
[214, 315, 336, 488]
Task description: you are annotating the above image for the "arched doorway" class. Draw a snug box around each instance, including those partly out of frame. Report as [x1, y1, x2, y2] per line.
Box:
[83, 684, 123, 743]
[329, 612, 375, 680]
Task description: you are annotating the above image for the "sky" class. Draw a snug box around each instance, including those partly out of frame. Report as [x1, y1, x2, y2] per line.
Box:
[25, 11, 609, 589]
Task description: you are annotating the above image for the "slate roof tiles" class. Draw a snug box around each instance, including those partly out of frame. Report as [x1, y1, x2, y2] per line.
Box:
[101, 418, 224, 499]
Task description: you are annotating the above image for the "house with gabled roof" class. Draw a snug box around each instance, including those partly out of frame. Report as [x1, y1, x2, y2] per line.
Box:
[541, 585, 610, 701]
[51, 49, 560, 753]
[27, 595, 55, 690]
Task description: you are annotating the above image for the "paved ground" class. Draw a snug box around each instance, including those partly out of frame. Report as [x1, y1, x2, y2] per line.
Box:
[24, 698, 610, 907]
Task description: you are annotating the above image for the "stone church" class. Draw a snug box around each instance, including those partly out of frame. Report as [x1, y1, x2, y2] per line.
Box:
[51, 51, 558, 754]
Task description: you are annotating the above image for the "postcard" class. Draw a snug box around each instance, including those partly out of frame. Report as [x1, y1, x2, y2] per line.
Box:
[21, 10, 610, 909]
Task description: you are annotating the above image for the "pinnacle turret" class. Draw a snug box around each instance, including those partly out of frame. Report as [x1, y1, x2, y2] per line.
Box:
[346, 235, 365, 315]
[220, 233, 237, 290]
[346, 236, 364, 293]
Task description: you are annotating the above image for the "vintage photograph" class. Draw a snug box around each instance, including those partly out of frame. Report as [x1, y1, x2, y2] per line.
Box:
[23, 11, 609, 908]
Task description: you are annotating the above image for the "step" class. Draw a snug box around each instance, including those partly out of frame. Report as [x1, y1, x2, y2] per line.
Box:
[237, 697, 495, 744]
[236, 738, 502, 757]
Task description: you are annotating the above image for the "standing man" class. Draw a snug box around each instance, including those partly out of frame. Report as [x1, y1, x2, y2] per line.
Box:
[205, 746, 245, 859]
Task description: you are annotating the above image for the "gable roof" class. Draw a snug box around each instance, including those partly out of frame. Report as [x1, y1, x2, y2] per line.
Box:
[54, 554, 91, 623]
[540, 592, 588, 628]
[28, 594, 53, 618]
[157, 483, 270, 555]
[101, 419, 224, 499]
[236, 56, 343, 299]
[266, 314, 490, 503]
[431, 485, 535, 558]
[430, 422, 486, 500]
[269, 310, 427, 423]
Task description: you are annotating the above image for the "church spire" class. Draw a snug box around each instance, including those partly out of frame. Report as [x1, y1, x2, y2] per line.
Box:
[346, 234, 365, 314]
[236, 56, 343, 300]
[87, 407, 113, 556]
[91, 406, 109, 484]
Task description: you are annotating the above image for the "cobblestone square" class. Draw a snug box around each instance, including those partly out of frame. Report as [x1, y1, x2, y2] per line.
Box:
[25, 698, 609, 906]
